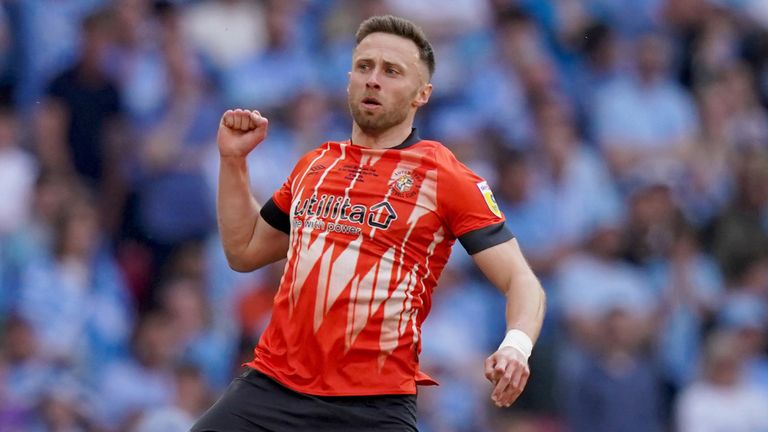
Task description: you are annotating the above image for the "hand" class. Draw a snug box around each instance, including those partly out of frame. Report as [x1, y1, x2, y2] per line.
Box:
[218, 109, 268, 158]
[484, 347, 530, 408]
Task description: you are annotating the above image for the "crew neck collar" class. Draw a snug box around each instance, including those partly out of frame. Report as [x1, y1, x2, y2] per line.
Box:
[349, 128, 421, 150]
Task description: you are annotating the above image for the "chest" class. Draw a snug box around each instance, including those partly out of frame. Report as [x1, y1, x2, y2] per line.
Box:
[289, 147, 442, 242]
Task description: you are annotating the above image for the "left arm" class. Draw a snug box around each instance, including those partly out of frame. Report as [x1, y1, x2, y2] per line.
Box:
[472, 237, 546, 407]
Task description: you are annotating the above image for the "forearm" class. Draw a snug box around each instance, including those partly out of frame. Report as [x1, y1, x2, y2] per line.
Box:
[481, 244, 546, 407]
[503, 271, 546, 344]
[217, 155, 262, 267]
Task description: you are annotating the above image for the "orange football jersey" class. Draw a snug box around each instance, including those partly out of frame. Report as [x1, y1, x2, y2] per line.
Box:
[247, 130, 512, 396]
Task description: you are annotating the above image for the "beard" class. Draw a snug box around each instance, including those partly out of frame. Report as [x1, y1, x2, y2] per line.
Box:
[348, 96, 410, 135]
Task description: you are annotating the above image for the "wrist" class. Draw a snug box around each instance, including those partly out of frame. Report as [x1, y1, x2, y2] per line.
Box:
[219, 154, 250, 168]
[498, 329, 533, 359]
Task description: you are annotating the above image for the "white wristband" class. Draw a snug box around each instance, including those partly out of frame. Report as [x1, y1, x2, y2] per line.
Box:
[498, 329, 533, 359]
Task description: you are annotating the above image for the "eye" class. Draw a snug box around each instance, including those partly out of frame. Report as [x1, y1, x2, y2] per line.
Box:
[357, 63, 370, 71]
[386, 67, 400, 75]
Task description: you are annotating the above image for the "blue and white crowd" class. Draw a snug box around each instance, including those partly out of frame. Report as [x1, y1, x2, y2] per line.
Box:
[1, 0, 767, 431]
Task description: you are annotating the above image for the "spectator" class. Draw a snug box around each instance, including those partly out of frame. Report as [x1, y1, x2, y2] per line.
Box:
[221, 0, 317, 110]
[181, 0, 267, 74]
[676, 330, 768, 432]
[106, 0, 165, 124]
[384, 0, 491, 38]
[0, 87, 37, 236]
[30, 377, 95, 432]
[2, 2, 768, 430]
[593, 32, 698, 187]
[157, 274, 236, 390]
[648, 221, 724, 393]
[459, 8, 537, 146]
[0, 315, 56, 431]
[720, 62, 768, 152]
[677, 82, 735, 226]
[709, 154, 768, 282]
[96, 310, 177, 430]
[495, 149, 563, 277]
[564, 307, 663, 432]
[554, 222, 656, 350]
[532, 93, 622, 250]
[41, 8, 128, 234]
[16, 192, 133, 375]
[133, 3, 219, 285]
[622, 179, 686, 265]
[134, 364, 213, 432]
[569, 22, 624, 138]
[718, 294, 768, 394]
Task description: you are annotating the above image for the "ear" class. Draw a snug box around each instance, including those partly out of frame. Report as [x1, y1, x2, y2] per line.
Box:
[412, 83, 433, 108]
[347, 71, 351, 93]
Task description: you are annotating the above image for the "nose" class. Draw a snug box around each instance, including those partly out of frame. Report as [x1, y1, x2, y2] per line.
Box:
[365, 68, 381, 90]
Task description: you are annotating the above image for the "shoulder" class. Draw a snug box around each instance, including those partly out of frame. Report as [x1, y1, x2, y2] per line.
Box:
[415, 140, 469, 171]
[295, 142, 335, 164]
[286, 141, 346, 180]
[419, 139, 452, 156]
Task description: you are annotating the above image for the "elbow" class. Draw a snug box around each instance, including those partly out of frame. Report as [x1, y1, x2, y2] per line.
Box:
[228, 261, 256, 273]
[225, 252, 260, 273]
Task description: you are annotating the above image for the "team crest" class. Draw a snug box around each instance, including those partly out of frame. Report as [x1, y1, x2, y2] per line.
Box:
[389, 169, 422, 198]
[477, 181, 502, 217]
[395, 173, 414, 193]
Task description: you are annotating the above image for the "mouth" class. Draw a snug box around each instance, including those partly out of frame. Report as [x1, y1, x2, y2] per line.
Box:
[361, 97, 382, 110]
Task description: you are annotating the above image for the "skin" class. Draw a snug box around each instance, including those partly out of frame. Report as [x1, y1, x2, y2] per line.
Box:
[346, 32, 432, 148]
[216, 31, 545, 408]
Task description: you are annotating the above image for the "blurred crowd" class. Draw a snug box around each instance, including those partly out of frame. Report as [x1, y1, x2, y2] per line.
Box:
[1, 0, 768, 431]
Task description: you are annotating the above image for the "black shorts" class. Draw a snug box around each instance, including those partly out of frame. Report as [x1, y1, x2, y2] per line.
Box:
[190, 368, 418, 432]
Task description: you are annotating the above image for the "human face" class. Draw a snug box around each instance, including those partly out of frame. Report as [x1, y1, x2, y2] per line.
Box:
[348, 32, 431, 135]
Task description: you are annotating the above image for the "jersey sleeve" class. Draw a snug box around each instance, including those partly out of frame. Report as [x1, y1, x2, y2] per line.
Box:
[260, 198, 290, 234]
[259, 150, 317, 234]
[436, 150, 514, 254]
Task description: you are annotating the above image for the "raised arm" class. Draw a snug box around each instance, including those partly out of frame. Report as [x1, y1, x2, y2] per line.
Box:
[472, 238, 546, 407]
[217, 109, 289, 272]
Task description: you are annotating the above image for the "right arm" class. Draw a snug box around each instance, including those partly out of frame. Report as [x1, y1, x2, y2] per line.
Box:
[217, 109, 289, 272]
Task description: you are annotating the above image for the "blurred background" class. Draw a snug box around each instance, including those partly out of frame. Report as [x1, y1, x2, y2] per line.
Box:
[0, 0, 767, 431]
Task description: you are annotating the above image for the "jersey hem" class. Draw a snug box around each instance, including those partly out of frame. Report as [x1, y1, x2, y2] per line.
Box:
[245, 362, 419, 397]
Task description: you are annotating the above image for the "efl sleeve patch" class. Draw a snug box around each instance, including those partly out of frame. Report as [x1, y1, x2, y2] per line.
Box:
[476, 181, 502, 218]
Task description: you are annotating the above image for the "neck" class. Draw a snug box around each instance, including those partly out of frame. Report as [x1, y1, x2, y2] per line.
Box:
[351, 119, 414, 150]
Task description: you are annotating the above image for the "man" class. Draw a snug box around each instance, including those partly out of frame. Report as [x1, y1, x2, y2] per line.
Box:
[192, 15, 546, 432]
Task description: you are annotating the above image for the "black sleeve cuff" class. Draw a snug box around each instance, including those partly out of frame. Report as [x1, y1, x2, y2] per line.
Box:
[260, 198, 291, 235]
[458, 222, 515, 255]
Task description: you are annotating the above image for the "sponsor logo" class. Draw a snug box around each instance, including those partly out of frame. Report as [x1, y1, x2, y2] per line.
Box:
[368, 201, 397, 229]
[477, 181, 502, 218]
[293, 194, 397, 231]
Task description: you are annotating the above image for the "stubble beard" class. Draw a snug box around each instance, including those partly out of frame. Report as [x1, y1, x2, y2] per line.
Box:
[348, 98, 409, 136]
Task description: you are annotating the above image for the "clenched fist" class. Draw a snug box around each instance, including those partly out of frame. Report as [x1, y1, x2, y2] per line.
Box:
[218, 109, 268, 158]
